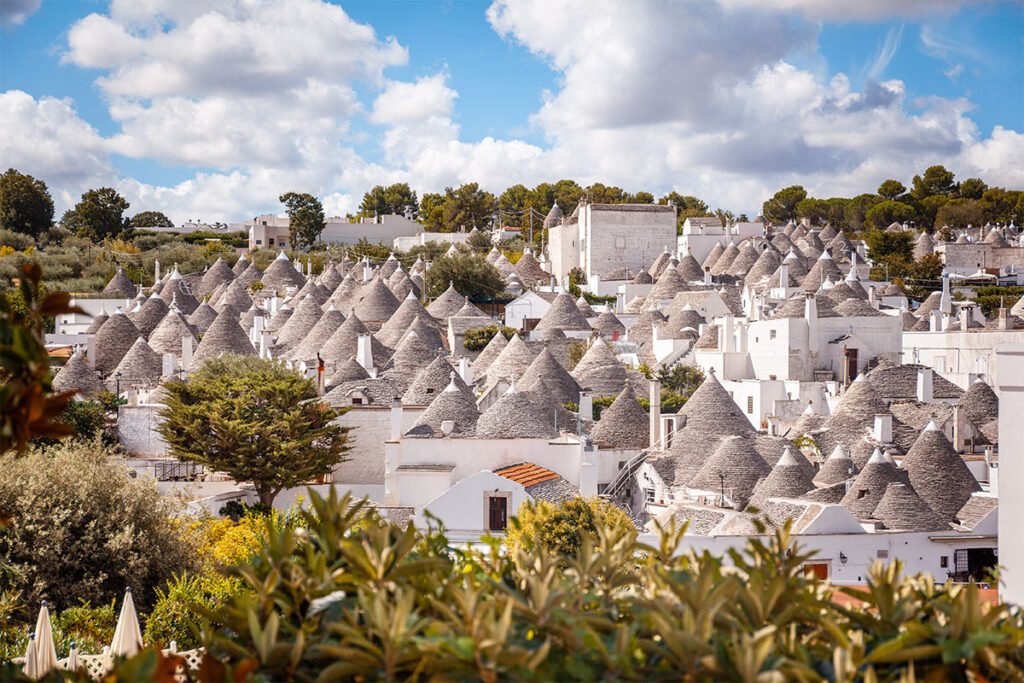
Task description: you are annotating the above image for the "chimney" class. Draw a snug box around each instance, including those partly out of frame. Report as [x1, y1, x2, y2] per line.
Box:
[615, 290, 625, 314]
[260, 330, 273, 359]
[579, 390, 593, 421]
[960, 306, 971, 332]
[390, 398, 403, 439]
[86, 336, 97, 369]
[251, 314, 265, 343]
[363, 262, 373, 282]
[316, 354, 325, 397]
[722, 316, 735, 353]
[458, 357, 473, 384]
[777, 262, 788, 291]
[154, 259, 161, 283]
[873, 414, 893, 443]
[953, 404, 967, 452]
[161, 353, 176, 378]
[929, 309, 943, 332]
[868, 285, 877, 308]
[703, 266, 712, 286]
[649, 379, 662, 447]
[805, 294, 819, 354]
[356, 334, 374, 372]
[998, 307, 1011, 330]
[916, 367, 934, 403]
[181, 335, 193, 373]
[939, 271, 952, 315]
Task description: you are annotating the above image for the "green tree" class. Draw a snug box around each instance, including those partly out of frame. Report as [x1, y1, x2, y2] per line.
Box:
[865, 200, 916, 229]
[877, 179, 907, 201]
[359, 183, 418, 218]
[129, 211, 173, 228]
[0, 168, 54, 238]
[658, 192, 711, 232]
[980, 187, 1024, 225]
[418, 192, 446, 231]
[158, 356, 350, 506]
[629, 190, 655, 204]
[425, 252, 505, 300]
[844, 193, 883, 230]
[795, 198, 830, 224]
[911, 165, 956, 200]
[761, 185, 807, 223]
[714, 208, 735, 226]
[505, 497, 636, 558]
[463, 324, 516, 351]
[61, 187, 130, 241]
[935, 198, 985, 229]
[586, 182, 628, 204]
[958, 177, 988, 200]
[863, 229, 914, 263]
[441, 183, 496, 232]
[0, 438, 196, 611]
[279, 192, 325, 250]
[919, 194, 951, 229]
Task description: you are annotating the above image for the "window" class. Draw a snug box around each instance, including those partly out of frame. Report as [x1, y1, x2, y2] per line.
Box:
[746, 396, 754, 414]
[877, 549, 889, 559]
[857, 489, 868, 499]
[268, 238, 275, 246]
[770, 329, 777, 340]
[644, 488, 656, 502]
[940, 556, 949, 568]
[488, 496, 508, 531]
[351, 397, 363, 405]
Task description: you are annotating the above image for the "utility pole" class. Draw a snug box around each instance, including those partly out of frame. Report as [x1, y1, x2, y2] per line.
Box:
[529, 210, 534, 245]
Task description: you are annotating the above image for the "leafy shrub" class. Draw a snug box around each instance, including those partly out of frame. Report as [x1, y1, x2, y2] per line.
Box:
[0, 438, 197, 611]
[144, 573, 240, 651]
[505, 498, 636, 557]
[463, 324, 516, 351]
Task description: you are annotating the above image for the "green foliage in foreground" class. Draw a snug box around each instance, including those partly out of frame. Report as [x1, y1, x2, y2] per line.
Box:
[167, 490, 1020, 682]
[463, 324, 516, 351]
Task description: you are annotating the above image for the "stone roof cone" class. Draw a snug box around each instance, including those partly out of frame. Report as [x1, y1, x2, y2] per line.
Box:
[476, 383, 557, 439]
[103, 266, 136, 298]
[187, 301, 219, 335]
[197, 257, 236, 297]
[289, 304, 346, 363]
[377, 292, 437, 348]
[107, 337, 162, 390]
[575, 295, 596, 318]
[52, 347, 105, 398]
[482, 333, 535, 386]
[874, 483, 947, 531]
[130, 293, 169, 338]
[260, 250, 306, 290]
[352, 277, 400, 328]
[535, 291, 591, 332]
[148, 305, 197, 357]
[158, 267, 200, 315]
[591, 310, 626, 340]
[814, 444, 855, 486]
[327, 272, 363, 313]
[902, 421, 981, 520]
[840, 448, 905, 520]
[328, 356, 370, 385]
[676, 248, 705, 282]
[710, 240, 739, 276]
[232, 253, 249, 276]
[275, 294, 324, 352]
[517, 347, 581, 406]
[405, 373, 480, 437]
[702, 241, 725, 271]
[94, 308, 141, 375]
[470, 329, 508, 380]
[85, 307, 109, 334]
[590, 384, 649, 449]
[749, 445, 816, 506]
[426, 281, 467, 320]
[726, 240, 760, 278]
[402, 354, 471, 405]
[570, 337, 628, 397]
[191, 309, 255, 367]
[690, 435, 771, 507]
[320, 312, 389, 369]
[648, 263, 689, 300]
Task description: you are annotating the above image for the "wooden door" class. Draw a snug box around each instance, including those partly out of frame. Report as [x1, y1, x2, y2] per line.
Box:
[489, 496, 508, 531]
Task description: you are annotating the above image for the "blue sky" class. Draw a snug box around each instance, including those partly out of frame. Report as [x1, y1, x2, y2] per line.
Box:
[1, 0, 1021, 221]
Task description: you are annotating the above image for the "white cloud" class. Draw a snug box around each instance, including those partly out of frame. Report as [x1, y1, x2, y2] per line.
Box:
[863, 23, 904, 82]
[720, 0, 965, 23]
[0, 0, 1019, 224]
[0, 0, 40, 28]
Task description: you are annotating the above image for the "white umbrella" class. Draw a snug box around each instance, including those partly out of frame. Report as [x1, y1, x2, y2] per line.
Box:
[23, 633, 38, 679]
[109, 588, 144, 658]
[65, 642, 79, 673]
[33, 601, 59, 676]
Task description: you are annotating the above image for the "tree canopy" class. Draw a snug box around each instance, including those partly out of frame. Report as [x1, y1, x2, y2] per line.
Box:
[158, 355, 350, 506]
[280, 191, 325, 250]
[129, 210, 174, 228]
[61, 187, 130, 241]
[424, 251, 505, 300]
[761, 185, 807, 223]
[0, 168, 54, 237]
[359, 183, 418, 218]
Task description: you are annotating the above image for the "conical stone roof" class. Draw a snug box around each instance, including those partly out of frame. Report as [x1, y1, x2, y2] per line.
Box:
[702, 241, 725, 271]
[261, 251, 306, 290]
[148, 306, 197, 357]
[188, 302, 219, 335]
[648, 248, 673, 279]
[320, 312, 389, 370]
[482, 333, 535, 385]
[814, 375, 890, 457]
[471, 330, 508, 380]
[197, 257, 235, 297]
[515, 250, 548, 286]
[726, 241, 760, 278]
[232, 253, 250, 276]
[320, 261, 343, 292]
[327, 272, 363, 313]
[191, 309, 255, 367]
[690, 435, 771, 506]
[676, 372, 755, 437]
[801, 250, 843, 291]
[130, 294, 170, 338]
[874, 483, 947, 531]
[591, 310, 626, 340]
[387, 268, 419, 301]
[265, 304, 293, 334]
[575, 296, 596, 318]
[535, 291, 591, 332]
[402, 354, 471, 405]
[517, 347, 581, 406]
[840, 448, 905, 520]
[378, 254, 401, 281]
[493, 253, 517, 279]
[476, 384, 557, 439]
[235, 261, 263, 289]
[710, 241, 739, 276]
[902, 422, 981, 520]
[454, 300, 489, 318]
[52, 348, 105, 398]
[676, 249, 705, 283]
[107, 337, 163, 389]
[103, 266, 136, 298]
[744, 247, 781, 287]
[749, 446, 816, 506]
[590, 385, 648, 449]
[289, 304, 346, 363]
[570, 337, 628, 397]
[85, 308, 109, 334]
[275, 294, 324, 352]
[648, 264, 689, 300]
[814, 444, 856, 486]
[377, 292, 436, 348]
[382, 329, 444, 392]
[426, 281, 467, 320]
[294, 277, 330, 307]
[94, 309, 141, 375]
[405, 374, 480, 437]
[958, 378, 998, 431]
[159, 269, 199, 315]
[328, 357, 370, 385]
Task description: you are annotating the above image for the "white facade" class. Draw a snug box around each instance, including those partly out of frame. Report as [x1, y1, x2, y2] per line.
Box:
[393, 231, 471, 251]
[504, 290, 553, 330]
[676, 218, 766, 266]
[548, 203, 677, 285]
[245, 214, 420, 250]
[904, 329, 1024, 389]
[996, 344, 1024, 604]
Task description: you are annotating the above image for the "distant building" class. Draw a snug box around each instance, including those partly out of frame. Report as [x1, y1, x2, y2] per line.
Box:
[393, 231, 472, 252]
[548, 201, 677, 286]
[677, 216, 766, 267]
[243, 213, 420, 250]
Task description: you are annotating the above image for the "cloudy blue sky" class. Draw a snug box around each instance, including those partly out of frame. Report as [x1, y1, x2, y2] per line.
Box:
[1, 0, 1021, 223]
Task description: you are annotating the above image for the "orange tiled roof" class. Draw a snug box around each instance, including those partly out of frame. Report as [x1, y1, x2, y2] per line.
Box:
[494, 462, 560, 488]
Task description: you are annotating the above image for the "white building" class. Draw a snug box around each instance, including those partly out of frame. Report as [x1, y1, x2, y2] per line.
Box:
[676, 217, 765, 267]
[244, 213, 420, 250]
[393, 231, 472, 252]
[548, 202, 677, 286]
[996, 344, 1024, 603]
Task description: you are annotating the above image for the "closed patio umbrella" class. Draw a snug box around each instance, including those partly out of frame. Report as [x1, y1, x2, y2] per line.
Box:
[65, 642, 79, 673]
[109, 588, 143, 658]
[33, 601, 58, 676]
[23, 633, 38, 679]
